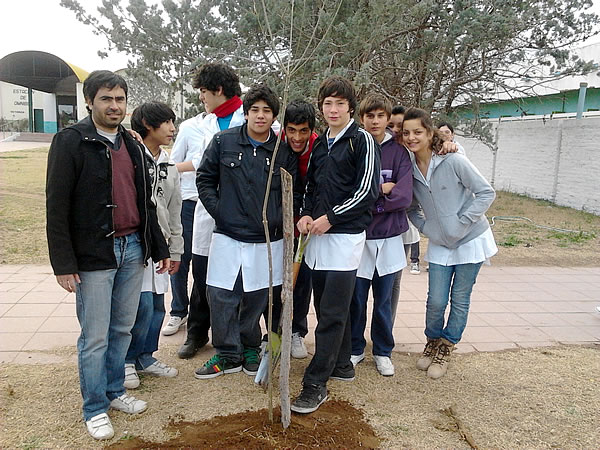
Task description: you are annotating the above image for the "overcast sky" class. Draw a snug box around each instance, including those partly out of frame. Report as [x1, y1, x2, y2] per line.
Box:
[1, 0, 600, 73]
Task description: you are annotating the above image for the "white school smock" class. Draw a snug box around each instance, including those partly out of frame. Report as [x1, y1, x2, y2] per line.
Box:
[170, 113, 205, 201]
[206, 232, 283, 292]
[304, 232, 366, 271]
[357, 234, 407, 280]
[190, 107, 246, 256]
[141, 259, 169, 294]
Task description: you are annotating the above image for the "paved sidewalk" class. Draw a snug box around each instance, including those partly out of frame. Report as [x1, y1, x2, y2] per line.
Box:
[0, 141, 49, 153]
[0, 264, 599, 364]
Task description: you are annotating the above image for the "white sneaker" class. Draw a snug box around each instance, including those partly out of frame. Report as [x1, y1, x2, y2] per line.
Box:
[140, 361, 178, 378]
[596, 306, 600, 313]
[110, 393, 147, 414]
[291, 332, 308, 359]
[162, 316, 187, 336]
[350, 353, 365, 367]
[373, 355, 395, 377]
[85, 413, 114, 440]
[123, 363, 140, 389]
[410, 262, 420, 275]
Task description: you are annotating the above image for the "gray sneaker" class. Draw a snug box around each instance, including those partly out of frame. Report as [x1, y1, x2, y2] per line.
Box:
[110, 393, 147, 414]
[291, 384, 328, 414]
[140, 361, 178, 378]
[162, 316, 187, 336]
[291, 332, 308, 359]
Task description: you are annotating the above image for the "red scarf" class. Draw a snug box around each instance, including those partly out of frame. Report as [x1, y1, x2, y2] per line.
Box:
[212, 95, 242, 118]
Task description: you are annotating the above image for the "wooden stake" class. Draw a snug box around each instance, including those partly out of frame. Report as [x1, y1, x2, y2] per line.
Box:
[279, 168, 294, 429]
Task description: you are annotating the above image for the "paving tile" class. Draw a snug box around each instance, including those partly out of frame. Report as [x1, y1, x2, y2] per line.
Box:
[0, 317, 46, 332]
[540, 326, 597, 343]
[406, 328, 426, 344]
[4, 303, 59, 317]
[476, 312, 530, 327]
[398, 313, 425, 328]
[0, 304, 12, 316]
[50, 303, 76, 317]
[580, 327, 600, 340]
[464, 313, 490, 326]
[0, 352, 18, 363]
[518, 313, 570, 327]
[482, 291, 526, 301]
[534, 302, 588, 313]
[0, 332, 33, 351]
[454, 343, 476, 354]
[469, 301, 511, 313]
[0, 282, 38, 293]
[38, 316, 80, 332]
[498, 301, 546, 313]
[395, 302, 425, 314]
[471, 342, 519, 352]
[0, 265, 24, 274]
[0, 291, 25, 303]
[497, 326, 556, 342]
[18, 291, 69, 303]
[392, 327, 421, 344]
[559, 313, 600, 327]
[21, 332, 78, 350]
[393, 343, 424, 354]
[461, 327, 511, 343]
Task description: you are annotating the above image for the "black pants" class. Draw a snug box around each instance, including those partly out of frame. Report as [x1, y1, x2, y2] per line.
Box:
[302, 269, 357, 386]
[265, 260, 312, 335]
[208, 272, 274, 361]
[186, 254, 210, 342]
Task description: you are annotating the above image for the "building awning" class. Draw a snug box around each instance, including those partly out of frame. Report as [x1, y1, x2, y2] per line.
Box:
[0, 50, 89, 94]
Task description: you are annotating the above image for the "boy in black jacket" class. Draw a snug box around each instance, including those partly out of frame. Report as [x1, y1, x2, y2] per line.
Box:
[292, 77, 380, 413]
[194, 85, 298, 379]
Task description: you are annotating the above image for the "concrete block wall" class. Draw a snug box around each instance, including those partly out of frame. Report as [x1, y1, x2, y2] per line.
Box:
[459, 117, 600, 215]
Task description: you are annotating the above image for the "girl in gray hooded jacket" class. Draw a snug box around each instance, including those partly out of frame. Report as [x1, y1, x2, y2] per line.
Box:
[404, 108, 497, 380]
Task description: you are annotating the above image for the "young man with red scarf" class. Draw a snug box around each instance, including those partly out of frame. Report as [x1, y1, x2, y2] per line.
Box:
[173, 63, 247, 360]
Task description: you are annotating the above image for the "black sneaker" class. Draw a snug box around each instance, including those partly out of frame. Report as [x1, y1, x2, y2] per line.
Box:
[291, 384, 328, 414]
[194, 354, 242, 379]
[329, 364, 355, 382]
[242, 347, 261, 376]
[177, 335, 210, 359]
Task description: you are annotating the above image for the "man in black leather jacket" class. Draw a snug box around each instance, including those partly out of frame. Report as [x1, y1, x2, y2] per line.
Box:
[46, 70, 169, 440]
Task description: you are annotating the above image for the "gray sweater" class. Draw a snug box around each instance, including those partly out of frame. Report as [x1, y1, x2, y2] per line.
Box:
[408, 153, 495, 250]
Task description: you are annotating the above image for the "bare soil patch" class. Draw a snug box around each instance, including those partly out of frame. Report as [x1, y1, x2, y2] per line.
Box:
[106, 401, 379, 449]
[1, 345, 599, 449]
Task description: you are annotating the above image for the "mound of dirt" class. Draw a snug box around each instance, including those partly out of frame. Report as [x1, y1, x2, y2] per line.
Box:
[107, 400, 379, 449]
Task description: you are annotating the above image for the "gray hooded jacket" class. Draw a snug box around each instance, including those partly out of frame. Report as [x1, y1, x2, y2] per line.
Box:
[408, 153, 495, 250]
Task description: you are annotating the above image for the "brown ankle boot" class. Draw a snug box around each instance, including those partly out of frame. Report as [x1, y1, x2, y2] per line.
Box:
[416, 338, 441, 371]
[427, 338, 454, 379]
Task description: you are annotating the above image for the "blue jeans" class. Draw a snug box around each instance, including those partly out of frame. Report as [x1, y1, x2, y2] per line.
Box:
[351, 270, 396, 357]
[169, 199, 196, 318]
[126, 291, 165, 369]
[425, 262, 483, 344]
[75, 232, 144, 421]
